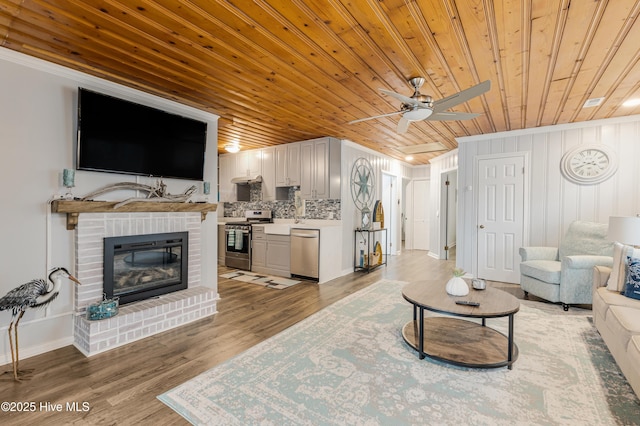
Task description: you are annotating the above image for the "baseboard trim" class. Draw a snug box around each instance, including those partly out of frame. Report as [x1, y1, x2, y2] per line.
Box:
[0, 337, 74, 367]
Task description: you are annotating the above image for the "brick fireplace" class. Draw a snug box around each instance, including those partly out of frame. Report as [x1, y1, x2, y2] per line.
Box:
[73, 211, 217, 356]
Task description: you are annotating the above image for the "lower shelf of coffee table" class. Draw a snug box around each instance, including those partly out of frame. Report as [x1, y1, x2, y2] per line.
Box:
[402, 316, 518, 369]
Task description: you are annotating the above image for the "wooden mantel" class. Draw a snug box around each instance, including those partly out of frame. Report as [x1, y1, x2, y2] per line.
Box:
[51, 200, 218, 230]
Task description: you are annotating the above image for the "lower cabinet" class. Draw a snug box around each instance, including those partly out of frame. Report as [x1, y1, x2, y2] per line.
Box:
[265, 235, 291, 276]
[251, 227, 290, 277]
[252, 239, 267, 268]
[251, 226, 267, 269]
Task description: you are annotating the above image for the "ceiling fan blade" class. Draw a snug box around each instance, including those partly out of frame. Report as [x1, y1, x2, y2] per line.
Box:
[348, 110, 404, 124]
[380, 89, 421, 107]
[431, 80, 490, 113]
[426, 111, 481, 121]
[397, 117, 410, 133]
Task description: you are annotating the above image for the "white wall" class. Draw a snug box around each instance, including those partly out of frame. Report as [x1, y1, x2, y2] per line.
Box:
[455, 115, 640, 277]
[340, 141, 412, 273]
[0, 48, 219, 365]
[412, 165, 430, 179]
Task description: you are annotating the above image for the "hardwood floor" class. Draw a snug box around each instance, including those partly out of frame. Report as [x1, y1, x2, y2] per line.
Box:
[0, 250, 525, 425]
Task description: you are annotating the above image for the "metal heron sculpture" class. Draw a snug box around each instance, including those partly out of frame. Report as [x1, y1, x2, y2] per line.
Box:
[0, 267, 80, 381]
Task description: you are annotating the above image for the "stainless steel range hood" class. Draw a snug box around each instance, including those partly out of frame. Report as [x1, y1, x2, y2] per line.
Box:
[231, 175, 263, 184]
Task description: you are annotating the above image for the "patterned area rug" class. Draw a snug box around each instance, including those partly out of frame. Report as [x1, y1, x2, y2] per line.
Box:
[219, 270, 301, 289]
[158, 280, 640, 425]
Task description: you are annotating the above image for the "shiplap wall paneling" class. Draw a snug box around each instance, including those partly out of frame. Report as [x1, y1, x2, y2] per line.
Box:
[456, 115, 640, 280]
[340, 141, 412, 274]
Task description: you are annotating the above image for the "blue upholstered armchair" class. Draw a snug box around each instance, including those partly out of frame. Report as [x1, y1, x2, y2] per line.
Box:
[519, 221, 614, 311]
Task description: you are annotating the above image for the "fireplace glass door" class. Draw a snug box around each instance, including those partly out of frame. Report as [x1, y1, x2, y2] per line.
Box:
[104, 232, 188, 305]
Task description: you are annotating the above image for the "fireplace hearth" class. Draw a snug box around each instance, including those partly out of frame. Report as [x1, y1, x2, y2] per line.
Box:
[73, 212, 217, 357]
[104, 232, 188, 305]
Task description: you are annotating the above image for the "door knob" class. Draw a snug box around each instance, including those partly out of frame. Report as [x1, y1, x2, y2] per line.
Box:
[479, 225, 485, 229]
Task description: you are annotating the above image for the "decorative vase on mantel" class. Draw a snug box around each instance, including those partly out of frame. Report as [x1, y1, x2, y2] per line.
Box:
[445, 268, 469, 296]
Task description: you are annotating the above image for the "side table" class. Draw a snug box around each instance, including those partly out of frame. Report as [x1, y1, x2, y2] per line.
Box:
[354, 228, 387, 272]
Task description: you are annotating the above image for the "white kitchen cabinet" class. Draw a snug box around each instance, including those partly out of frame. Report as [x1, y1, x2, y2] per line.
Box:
[251, 226, 267, 269]
[275, 143, 301, 187]
[265, 235, 291, 276]
[299, 137, 341, 199]
[299, 140, 321, 199]
[218, 154, 236, 202]
[251, 226, 290, 277]
[221, 138, 339, 202]
[235, 150, 262, 178]
[220, 148, 275, 202]
[261, 147, 276, 201]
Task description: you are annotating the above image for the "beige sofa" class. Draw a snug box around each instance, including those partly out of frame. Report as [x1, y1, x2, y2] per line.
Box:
[593, 265, 640, 397]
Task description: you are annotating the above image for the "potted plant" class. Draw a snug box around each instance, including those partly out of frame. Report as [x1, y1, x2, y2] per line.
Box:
[445, 268, 469, 296]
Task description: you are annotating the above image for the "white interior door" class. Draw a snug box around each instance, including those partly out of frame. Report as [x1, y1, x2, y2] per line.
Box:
[404, 181, 414, 250]
[401, 178, 410, 244]
[477, 155, 525, 283]
[381, 173, 398, 255]
[439, 171, 457, 260]
[412, 179, 430, 251]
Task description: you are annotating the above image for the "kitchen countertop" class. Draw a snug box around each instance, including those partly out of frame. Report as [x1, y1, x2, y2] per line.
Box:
[219, 218, 341, 227]
[274, 219, 342, 227]
[252, 220, 342, 235]
[256, 223, 291, 235]
[217, 218, 251, 225]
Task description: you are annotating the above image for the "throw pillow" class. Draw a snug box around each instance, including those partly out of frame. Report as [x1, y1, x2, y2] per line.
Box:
[607, 243, 632, 292]
[622, 256, 640, 300]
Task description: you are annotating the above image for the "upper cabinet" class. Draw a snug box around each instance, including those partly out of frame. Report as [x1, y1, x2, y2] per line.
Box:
[219, 138, 341, 203]
[300, 137, 341, 200]
[275, 143, 301, 187]
[261, 147, 276, 201]
[235, 150, 262, 178]
[219, 149, 274, 202]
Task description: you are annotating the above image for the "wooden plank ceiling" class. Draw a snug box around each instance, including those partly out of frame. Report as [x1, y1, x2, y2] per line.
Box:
[1, 0, 640, 165]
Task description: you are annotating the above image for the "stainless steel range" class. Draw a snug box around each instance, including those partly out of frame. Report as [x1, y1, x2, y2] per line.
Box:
[224, 210, 272, 270]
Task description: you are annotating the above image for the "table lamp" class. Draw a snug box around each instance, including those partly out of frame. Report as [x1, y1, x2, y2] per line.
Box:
[608, 216, 640, 248]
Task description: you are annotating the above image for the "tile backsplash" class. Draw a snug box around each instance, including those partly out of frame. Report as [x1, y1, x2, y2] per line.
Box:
[223, 184, 341, 220]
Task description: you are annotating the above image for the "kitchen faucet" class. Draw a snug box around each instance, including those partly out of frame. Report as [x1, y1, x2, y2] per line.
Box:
[289, 204, 300, 223]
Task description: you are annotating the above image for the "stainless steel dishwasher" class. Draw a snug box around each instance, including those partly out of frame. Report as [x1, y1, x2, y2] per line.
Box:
[290, 228, 320, 280]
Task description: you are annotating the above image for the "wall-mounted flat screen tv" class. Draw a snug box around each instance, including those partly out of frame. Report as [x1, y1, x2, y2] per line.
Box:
[77, 88, 207, 181]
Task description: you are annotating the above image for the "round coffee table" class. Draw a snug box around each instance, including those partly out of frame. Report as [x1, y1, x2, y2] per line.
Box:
[401, 280, 520, 369]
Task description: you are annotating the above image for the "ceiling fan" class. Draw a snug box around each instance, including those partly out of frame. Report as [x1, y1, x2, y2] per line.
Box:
[349, 78, 491, 133]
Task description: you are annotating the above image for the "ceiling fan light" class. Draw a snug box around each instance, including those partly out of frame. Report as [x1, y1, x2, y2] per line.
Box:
[403, 108, 432, 121]
[224, 144, 240, 153]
